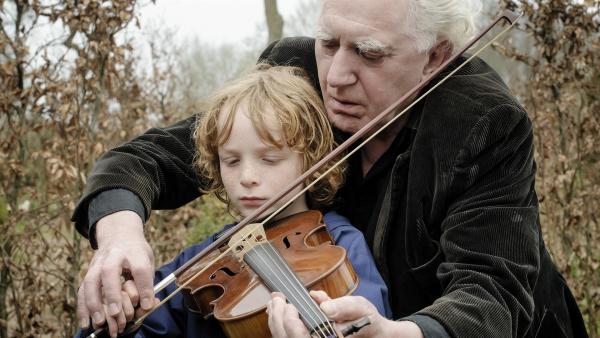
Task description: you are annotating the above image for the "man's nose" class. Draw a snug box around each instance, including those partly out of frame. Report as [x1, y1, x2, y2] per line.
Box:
[240, 163, 259, 187]
[327, 49, 358, 88]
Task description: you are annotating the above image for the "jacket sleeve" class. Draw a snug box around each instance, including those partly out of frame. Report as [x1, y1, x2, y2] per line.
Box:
[71, 115, 202, 237]
[418, 105, 540, 337]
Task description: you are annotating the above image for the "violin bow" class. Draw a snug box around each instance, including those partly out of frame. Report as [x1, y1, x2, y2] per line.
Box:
[88, 9, 521, 338]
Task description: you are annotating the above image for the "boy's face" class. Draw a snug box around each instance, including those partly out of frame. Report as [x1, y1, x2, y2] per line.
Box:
[218, 107, 308, 220]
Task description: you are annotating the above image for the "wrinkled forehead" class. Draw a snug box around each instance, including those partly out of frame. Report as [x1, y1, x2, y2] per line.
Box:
[318, 0, 410, 39]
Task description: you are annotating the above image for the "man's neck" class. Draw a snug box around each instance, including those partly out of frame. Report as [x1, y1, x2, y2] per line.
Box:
[360, 115, 408, 176]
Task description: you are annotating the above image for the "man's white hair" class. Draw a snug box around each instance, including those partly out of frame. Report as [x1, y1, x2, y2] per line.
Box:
[406, 0, 482, 53]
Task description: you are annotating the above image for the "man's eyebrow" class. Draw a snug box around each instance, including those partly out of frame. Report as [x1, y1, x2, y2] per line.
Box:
[315, 30, 334, 41]
[315, 31, 393, 55]
[356, 38, 393, 54]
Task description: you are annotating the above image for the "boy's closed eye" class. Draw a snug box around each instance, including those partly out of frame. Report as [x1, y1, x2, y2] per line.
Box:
[262, 156, 284, 165]
[221, 157, 239, 167]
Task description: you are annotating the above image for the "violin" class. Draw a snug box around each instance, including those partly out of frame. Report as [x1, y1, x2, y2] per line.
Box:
[88, 10, 521, 338]
[179, 210, 356, 338]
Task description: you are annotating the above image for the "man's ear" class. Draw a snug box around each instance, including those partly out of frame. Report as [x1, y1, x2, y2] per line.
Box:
[423, 40, 452, 76]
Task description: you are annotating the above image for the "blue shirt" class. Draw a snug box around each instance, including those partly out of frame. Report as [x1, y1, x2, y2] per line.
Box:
[78, 211, 390, 337]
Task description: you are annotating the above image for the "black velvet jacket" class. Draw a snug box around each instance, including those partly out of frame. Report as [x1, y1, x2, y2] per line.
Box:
[73, 38, 586, 337]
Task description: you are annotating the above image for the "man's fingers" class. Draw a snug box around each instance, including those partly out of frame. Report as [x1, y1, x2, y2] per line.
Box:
[101, 254, 125, 318]
[83, 263, 105, 327]
[115, 306, 127, 335]
[76, 285, 90, 329]
[134, 297, 160, 319]
[128, 253, 155, 310]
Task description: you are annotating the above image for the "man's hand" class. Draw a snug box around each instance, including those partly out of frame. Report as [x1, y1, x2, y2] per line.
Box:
[76, 211, 155, 337]
[267, 291, 424, 338]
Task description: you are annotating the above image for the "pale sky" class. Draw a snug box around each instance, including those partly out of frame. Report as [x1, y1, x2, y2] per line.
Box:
[138, 0, 310, 44]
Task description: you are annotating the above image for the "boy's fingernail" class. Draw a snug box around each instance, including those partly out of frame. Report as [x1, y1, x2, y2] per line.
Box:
[80, 318, 89, 328]
[92, 311, 103, 324]
[109, 303, 120, 316]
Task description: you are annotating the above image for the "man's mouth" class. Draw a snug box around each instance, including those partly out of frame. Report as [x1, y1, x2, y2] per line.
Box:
[328, 96, 360, 114]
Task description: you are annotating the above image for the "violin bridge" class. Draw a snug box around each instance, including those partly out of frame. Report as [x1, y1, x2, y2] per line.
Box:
[228, 223, 268, 260]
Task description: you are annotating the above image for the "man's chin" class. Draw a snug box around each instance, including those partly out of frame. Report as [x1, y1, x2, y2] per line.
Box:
[329, 118, 362, 135]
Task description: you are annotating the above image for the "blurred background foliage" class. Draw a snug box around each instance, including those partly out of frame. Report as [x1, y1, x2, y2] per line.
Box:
[0, 0, 598, 337]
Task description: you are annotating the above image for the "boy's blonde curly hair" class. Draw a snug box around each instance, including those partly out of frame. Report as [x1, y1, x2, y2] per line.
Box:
[193, 64, 345, 209]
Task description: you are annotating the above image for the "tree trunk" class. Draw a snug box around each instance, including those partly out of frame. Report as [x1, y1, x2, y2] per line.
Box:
[264, 0, 283, 44]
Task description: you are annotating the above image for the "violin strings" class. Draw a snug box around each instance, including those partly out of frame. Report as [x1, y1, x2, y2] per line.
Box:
[268, 245, 335, 335]
[261, 241, 337, 336]
[262, 239, 337, 337]
[250, 238, 331, 338]
[252, 240, 323, 335]
[89, 17, 519, 338]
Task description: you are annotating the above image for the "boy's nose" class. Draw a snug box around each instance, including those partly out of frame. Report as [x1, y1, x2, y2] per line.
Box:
[240, 164, 259, 187]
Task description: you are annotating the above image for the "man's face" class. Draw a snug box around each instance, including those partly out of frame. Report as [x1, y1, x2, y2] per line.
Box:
[316, 0, 431, 134]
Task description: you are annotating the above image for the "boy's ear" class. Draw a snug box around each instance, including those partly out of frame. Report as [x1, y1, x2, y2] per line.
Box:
[423, 40, 452, 76]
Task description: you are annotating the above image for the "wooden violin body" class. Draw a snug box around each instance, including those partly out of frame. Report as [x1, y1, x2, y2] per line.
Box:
[177, 210, 358, 338]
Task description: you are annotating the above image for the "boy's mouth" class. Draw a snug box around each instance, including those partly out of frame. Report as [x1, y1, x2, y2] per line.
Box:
[239, 196, 266, 207]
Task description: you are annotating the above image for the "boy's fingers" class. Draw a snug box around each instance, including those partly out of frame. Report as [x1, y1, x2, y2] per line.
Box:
[320, 296, 377, 322]
[102, 303, 119, 338]
[268, 293, 310, 338]
[282, 302, 310, 338]
[309, 290, 331, 304]
[122, 290, 136, 323]
[267, 293, 287, 337]
[122, 279, 140, 307]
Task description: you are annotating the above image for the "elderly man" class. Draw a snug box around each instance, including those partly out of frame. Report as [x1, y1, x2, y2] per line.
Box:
[74, 0, 586, 337]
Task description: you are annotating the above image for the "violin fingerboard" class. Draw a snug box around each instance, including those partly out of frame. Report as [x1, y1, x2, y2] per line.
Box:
[244, 242, 337, 337]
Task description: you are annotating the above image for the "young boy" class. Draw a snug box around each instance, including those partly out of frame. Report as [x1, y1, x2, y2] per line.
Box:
[79, 65, 389, 337]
